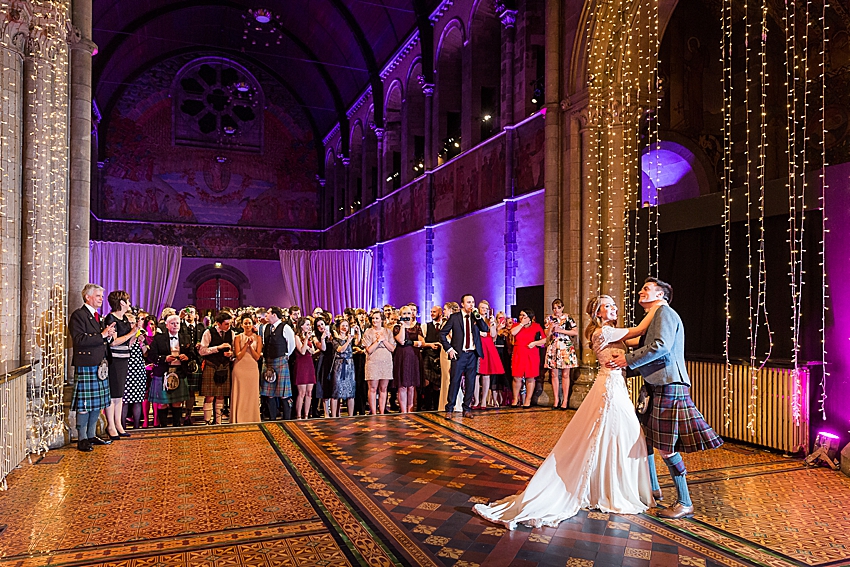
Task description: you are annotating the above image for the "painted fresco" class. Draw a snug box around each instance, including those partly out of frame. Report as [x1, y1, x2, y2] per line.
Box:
[96, 221, 319, 260]
[432, 135, 506, 224]
[383, 178, 429, 241]
[100, 53, 319, 260]
[348, 204, 380, 249]
[513, 115, 545, 196]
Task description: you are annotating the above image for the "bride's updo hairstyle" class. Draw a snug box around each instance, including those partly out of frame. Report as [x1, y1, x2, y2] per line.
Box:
[584, 295, 614, 342]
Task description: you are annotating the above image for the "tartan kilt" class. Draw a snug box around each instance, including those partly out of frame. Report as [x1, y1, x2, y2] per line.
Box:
[261, 357, 292, 398]
[646, 384, 724, 454]
[186, 360, 203, 391]
[200, 361, 232, 398]
[71, 365, 111, 412]
[148, 372, 190, 405]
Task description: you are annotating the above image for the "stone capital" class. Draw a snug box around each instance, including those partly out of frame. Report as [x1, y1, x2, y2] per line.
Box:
[420, 82, 435, 96]
[498, 9, 518, 28]
[0, 1, 33, 53]
[374, 127, 385, 141]
[67, 23, 97, 55]
[341, 157, 351, 167]
[318, 178, 326, 187]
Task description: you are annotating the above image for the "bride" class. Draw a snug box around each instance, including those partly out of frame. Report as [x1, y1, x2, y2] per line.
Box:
[473, 295, 661, 529]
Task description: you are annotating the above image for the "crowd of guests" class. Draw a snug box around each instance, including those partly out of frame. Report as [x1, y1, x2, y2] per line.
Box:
[68, 283, 580, 451]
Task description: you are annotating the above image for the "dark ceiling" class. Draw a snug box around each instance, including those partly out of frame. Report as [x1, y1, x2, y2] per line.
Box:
[92, 0, 441, 146]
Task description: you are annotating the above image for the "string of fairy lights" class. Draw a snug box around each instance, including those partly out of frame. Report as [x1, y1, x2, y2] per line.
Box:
[0, 0, 73, 461]
[0, 34, 23, 488]
[716, 0, 830, 429]
[786, 0, 805, 426]
[818, 0, 829, 421]
[720, 0, 733, 429]
[26, 0, 70, 456]
[578, 0, 831, 430]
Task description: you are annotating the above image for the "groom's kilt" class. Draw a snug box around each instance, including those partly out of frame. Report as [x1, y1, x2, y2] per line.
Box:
[646, 384, 723, 454]
[261, 356, 292, 398]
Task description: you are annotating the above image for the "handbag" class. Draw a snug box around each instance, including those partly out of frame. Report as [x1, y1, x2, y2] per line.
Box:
[164, 369, 180, 391]
[187, 359, 200, 374]
[263, 365, 277, 383]
[97, 359, 109, 381]
[213, 363, 230, 385]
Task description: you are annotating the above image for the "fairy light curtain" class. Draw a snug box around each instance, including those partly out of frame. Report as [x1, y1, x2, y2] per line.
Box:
[89, 241, 183, 318]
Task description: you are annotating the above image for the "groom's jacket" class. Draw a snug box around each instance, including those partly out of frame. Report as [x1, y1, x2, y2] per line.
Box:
[624, 305, 690, 386]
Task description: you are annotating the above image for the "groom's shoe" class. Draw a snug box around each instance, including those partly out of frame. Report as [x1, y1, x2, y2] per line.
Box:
[652, 489, 663, 501]
[657, 502, 694, 519]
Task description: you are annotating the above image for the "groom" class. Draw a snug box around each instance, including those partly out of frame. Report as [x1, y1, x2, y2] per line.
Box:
[610, 277, 723, 519]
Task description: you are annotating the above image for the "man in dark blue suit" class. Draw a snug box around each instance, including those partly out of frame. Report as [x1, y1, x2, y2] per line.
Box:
[439, 294, 489, 418]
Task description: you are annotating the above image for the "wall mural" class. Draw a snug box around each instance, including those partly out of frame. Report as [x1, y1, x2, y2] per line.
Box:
[95, 221, 320, 260]
[99, 53, 318, 258]
[514, 116, 546, 195]
[433, 134, 507, 223]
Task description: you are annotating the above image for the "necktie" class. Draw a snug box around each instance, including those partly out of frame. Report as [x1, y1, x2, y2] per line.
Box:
[465, 314, 471, 350]
[94, 311, 100, 323]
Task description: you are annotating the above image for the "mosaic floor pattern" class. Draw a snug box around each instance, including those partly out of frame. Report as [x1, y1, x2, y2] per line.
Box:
[0, 410, 846, 567]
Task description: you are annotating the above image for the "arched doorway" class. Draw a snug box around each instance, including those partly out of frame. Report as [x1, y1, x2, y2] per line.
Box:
[195, 277, 240, 313]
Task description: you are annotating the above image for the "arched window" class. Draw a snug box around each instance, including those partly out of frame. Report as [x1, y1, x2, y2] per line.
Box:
[195, 277, 240, 313]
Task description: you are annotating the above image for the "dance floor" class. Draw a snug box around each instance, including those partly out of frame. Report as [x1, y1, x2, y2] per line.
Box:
[1, 408, 849, 567]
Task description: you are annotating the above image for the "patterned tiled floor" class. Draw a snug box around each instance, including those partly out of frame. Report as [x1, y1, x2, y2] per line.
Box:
[0, 410, 846, 567]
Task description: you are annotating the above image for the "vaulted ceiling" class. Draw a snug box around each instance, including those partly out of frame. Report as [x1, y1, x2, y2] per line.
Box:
[92, 0, 441, 145]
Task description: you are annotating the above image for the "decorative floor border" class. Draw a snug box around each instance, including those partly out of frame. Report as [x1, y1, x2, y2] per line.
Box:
[262, 423, 407, 567]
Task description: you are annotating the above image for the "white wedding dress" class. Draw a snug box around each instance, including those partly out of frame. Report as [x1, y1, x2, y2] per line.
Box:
[473, 325, 655, 529]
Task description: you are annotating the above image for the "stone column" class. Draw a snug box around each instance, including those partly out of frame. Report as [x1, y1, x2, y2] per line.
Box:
[422, 83, 434, 170]
[374, 127, 385, 198]
[0, 8, 26, 363]
[542, 0, 561, 319]
[569, 108, 599, 409]
[341, 157, 351, 217]
[498, 7, 518, 127]
[20, 1, 71, 450]
[68, 0, 95, 320]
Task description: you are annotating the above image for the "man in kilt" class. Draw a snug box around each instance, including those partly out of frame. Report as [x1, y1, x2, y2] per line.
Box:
[147, 314, 193, 427]
[262, 307, 295, 420]
[69, 284, 117, 452]
[611, 277, 723, 519]
[199, 311, 234, 424]
[180, 306, 204, 425]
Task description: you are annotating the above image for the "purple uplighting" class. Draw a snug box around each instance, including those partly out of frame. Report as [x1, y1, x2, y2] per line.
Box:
[641, 142, 701, 205]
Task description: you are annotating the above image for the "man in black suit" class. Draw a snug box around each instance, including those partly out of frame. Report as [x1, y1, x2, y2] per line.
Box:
[439, 294, 489, 418]
[69, 283, 116, 452]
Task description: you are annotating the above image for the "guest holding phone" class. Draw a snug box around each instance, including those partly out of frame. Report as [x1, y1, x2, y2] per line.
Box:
[545, 299, 579, 410]
[330, 319, 357, 417]
[393, 305, 425, 413]
[510, 310, 547, 407]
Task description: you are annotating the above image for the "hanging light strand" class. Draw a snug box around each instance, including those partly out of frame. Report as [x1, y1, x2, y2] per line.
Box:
[720, 0, 734, 429]
[746, 0, 774, 435]
[819, 0, 829, 420]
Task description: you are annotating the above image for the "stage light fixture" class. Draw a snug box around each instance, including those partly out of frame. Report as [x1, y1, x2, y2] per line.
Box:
[805, 432, 840, 469]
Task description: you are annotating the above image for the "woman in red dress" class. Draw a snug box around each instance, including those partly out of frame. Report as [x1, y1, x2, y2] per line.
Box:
[510, 310, 547, 407]
[474, 300, 505, 408]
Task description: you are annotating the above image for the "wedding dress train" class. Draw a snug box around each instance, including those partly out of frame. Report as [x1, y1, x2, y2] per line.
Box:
[473, 326, 655, 529]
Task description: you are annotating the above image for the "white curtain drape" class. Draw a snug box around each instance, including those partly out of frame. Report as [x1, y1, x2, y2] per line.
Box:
[278, 249, 373, 314]
[89, 241, 183, 317]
